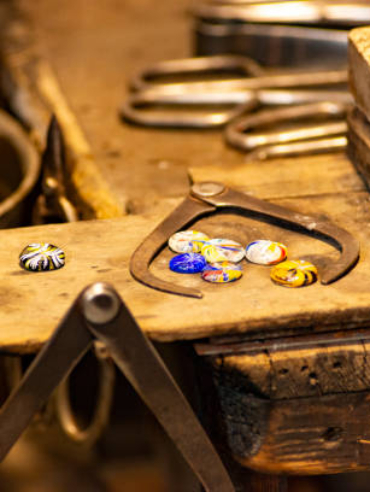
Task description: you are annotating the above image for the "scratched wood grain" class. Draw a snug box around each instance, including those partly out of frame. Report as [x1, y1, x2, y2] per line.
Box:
[0, 184, 369, 352]
[224, 390, 370, 475]
[1, 1, 370, 360]
[190, 152, 365, 199]
[209, 337, 370, 475]
[213, 340, 370, 400]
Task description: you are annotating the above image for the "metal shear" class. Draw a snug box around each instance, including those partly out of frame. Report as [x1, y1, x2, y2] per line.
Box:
[122, 55, 262, 128]
[130, 182, 359, 299]
[224, 100, 349, 159]
[192, 1, 370, 27]
[194, 20, 349, 68]
[120, 55, 350, 130]
[33, 116, 78, 224]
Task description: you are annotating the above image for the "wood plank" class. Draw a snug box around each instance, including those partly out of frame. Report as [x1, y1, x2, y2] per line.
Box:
[349, 27, 370, 122]
[0, 188, 369, 352]
[210, 340, 370, 475]
[190, 152, 365, 200]
[348, 106, 370, 192]
[205, 332, 370, 475]
[250, 474, 288, 492]
[211, 339, 370, 399]
[230, 391, 370, 475]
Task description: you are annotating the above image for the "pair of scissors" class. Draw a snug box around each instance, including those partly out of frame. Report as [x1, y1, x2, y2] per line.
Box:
[120, 55, 351, 159]
[130, 181, 359, 298]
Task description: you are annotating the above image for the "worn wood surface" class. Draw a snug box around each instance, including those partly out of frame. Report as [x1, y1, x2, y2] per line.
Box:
[0, 183, 369, 352]
[211, 337, 370, 400]
[249, 474, 288, 492]
[206, 331, 370, 474]
[235, 391, 370, 475]
[190, 153, 364, 200]
[0, 0, 366, 353]
[349, 27, 370, 123]
[348, 106, 370, 191]
[212, 361, 370, 475]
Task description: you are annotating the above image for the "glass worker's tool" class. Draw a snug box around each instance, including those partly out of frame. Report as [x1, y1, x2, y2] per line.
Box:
[130, 182, 359, 298]
[193, 1, 370, 28]
[225, 101, 348, 158]
[193, 1, 370, 67]
[121, 55, 350, 133]
[195, 21, 348, 68]
[33, 116, 78, 224]
[0, 282, 235, 492]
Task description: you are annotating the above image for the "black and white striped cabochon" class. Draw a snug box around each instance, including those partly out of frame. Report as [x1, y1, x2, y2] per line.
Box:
[19, 243, 65, 272]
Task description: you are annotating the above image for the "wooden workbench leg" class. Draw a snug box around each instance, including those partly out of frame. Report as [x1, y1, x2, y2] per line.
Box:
[250, 472, 288, 492]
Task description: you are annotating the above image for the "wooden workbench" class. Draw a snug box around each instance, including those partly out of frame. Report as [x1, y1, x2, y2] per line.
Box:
[0, 0, 365, 354]
[2, 0, 370, 484]
[0, 151, 368, 353]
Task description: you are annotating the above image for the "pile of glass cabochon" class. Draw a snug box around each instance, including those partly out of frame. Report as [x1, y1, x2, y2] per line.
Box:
[168, 230, 318, 288]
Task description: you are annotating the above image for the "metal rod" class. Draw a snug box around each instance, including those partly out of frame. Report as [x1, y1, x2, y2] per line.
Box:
[87, 284, 235, 491]
[0, 306, 92, 461]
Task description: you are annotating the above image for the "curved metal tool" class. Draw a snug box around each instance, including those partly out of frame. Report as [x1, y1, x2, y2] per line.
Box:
[33, 116, 78, 224]
[55, 342, 115, 445]
[121, 54, 349, 130]
[129, 54, 264, 92]
[129, 60, 347, 96]
[0, 283, 234, 492]
[225, 101, 349, 159]
[130, 182, 359, 299]
[121, 93, 256, 129]
[194, 19, 349, 69]
[193, 1, 370, 27]
[122, 55, 262, 129]
[0, 109, 40, 228]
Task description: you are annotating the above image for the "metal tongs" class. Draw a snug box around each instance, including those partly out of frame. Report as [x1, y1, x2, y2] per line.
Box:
[130, 182, 359, 298]
[121, 55, 351, 158]
[193, 1, 370, 27]
[33, 116, 78, 224]
[193, 1, 370, 69]
[122, 55, 350, 128]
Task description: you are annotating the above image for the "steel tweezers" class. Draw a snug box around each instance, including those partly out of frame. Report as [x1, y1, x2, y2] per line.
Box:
[130, 181, 359, 298]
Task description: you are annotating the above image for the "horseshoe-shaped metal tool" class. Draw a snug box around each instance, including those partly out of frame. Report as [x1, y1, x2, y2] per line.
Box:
[130, 182, 360, 299]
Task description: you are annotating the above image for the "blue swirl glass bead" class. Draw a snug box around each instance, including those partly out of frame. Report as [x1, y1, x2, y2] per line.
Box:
[169, 253, 207, 274]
